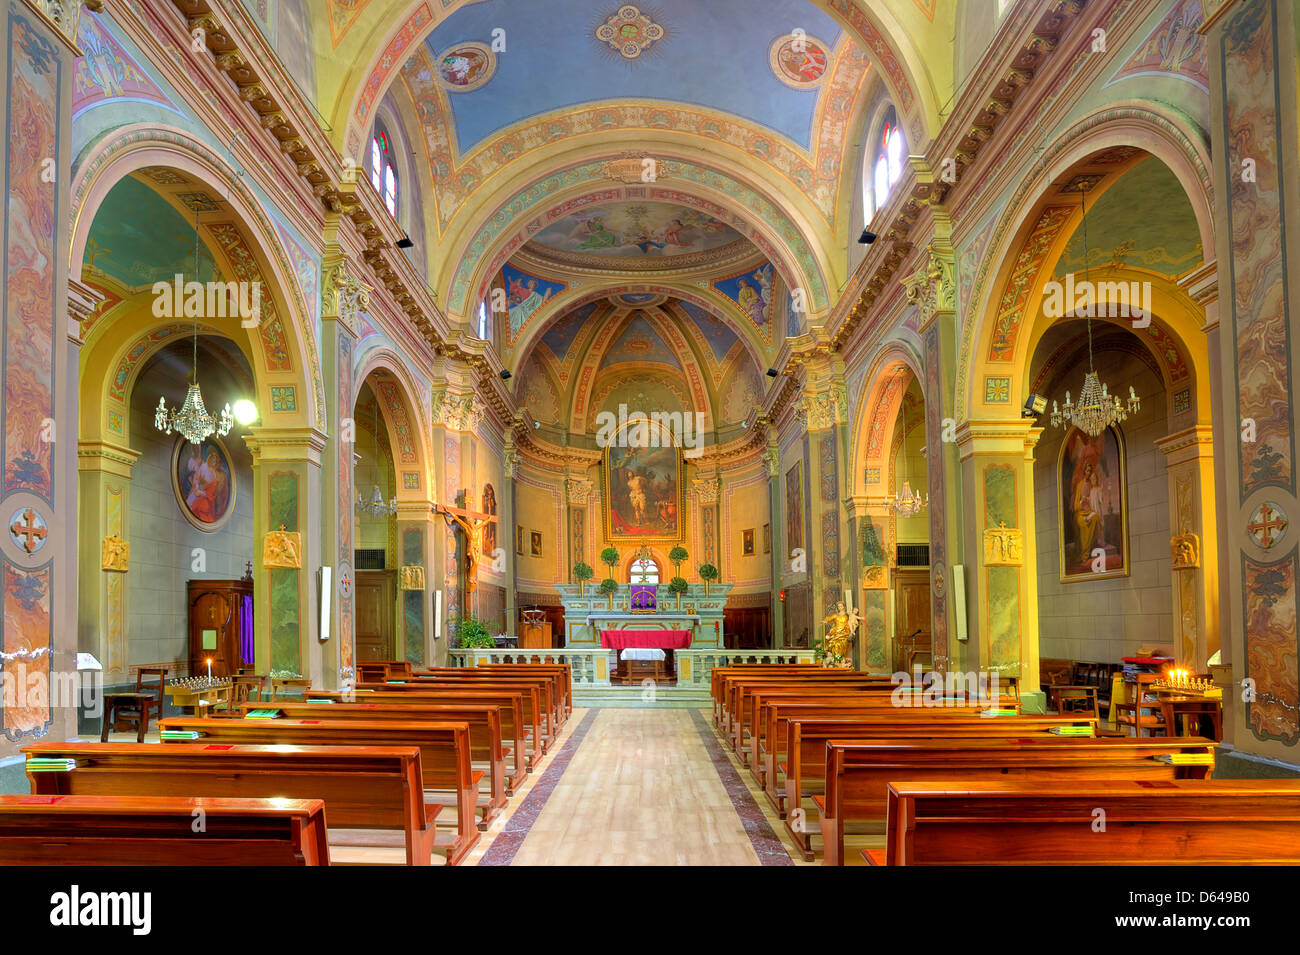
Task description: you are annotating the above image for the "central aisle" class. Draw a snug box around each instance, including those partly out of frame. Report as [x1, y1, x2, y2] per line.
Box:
[474, 708, 795, 866]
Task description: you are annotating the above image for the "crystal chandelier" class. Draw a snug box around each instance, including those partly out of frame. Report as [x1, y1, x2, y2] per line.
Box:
[892, 392, 928, 516]
[155, 211, 233, 445]
[355, 390, 397, 518]
[1050, 181, 1140, 437]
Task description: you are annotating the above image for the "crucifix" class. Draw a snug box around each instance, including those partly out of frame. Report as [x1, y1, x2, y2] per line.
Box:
[434, 499, 498, 595]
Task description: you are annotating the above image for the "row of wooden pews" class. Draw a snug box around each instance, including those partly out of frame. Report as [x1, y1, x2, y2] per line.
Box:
[17, 661, 570, 866]
[712, 664, 1300, 865]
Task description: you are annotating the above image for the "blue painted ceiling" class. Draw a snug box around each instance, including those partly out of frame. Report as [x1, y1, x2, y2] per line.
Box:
[421, 0, 843, 152]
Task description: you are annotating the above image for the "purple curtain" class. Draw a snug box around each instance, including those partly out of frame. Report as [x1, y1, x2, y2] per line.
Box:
[240, 595, 254, 665]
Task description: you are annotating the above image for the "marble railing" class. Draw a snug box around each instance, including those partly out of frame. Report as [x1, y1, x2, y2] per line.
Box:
[446, 646, 816, 688]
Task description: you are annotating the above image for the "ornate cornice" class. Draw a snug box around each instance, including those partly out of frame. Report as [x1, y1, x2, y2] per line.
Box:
[900, 241, 956, 329]
[565, 478, 594, 505]
[322, 256, 371, 335]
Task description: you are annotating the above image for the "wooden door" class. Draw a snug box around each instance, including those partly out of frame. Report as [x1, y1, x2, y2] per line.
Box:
[355, 571, 394, 662]
[893, 569, 931, 672]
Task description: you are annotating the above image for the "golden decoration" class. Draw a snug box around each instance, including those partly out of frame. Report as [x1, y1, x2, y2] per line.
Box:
[263, 524, 302, 569]
[863, 564, 887, 589]
[399, 564, 426, 591]
[101, 535, 130, 572]
[1171, 534, 1200, 570]
[983, 521, 1023, 566]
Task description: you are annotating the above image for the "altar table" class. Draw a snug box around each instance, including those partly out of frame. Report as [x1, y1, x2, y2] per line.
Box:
[600, 629, 692, 650]
[619, 648, 667, 661]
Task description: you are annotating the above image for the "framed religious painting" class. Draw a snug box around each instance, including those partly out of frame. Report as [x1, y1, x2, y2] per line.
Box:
[762, 523, 771, 554]
[601, 417, 685, 543]
[172, 436, 236, 532]
[515, 524, 524, 556]
[1058, 424, 1129, 582]
[530, 531, 542, 557]
[785, 462, 803, 553]
[742, 529, 755, 556]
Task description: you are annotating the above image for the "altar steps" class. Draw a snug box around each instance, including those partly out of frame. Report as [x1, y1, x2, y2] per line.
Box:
[572, 685, 712, 708]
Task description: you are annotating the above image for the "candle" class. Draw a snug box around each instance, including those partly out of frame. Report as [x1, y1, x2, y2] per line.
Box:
[206, 659, 212, 685]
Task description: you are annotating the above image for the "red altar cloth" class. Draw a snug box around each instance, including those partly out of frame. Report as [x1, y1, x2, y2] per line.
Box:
[600, 629, 692, 650]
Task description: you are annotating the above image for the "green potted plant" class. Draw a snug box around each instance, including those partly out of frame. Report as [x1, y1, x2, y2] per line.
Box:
[698, 562, 719, 596]
[668, 575, 689, 611]
[572, 560, 594, 596]
[600, 546, 620, 578]
[452, 613, 494, 649]
[668, 545, 688, 578]
[599, 576, 618, 610]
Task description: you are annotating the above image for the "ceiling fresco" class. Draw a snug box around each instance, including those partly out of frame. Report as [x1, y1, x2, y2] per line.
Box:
[525, 201, 748, 264]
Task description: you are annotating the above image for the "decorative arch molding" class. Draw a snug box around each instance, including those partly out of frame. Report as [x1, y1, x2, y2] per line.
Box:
[445, 157, 833, 319]
[957, 106, 1214, 421]
[508, 282, 768, 378]
[579, 366, 698, 436]
[353, 349, 433, 498]
[849, 340, 925, 496]
[69, 125, 324, 429]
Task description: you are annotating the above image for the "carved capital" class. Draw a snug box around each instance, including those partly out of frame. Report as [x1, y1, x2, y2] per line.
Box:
[798, 390, 841, 431]
[901, 243, 956, 327]
[432, 389, 479, 433]
[566, 478, 594, 505]
[691, 477, 722, 504]
[323, 257, 370, 335]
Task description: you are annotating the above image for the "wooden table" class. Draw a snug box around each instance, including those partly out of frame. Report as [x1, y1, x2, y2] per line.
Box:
[165, 681, 232, 716]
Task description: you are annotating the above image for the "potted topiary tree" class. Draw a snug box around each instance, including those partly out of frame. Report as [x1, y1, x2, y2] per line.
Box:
[572, 560, 594, 596]
[668, 546, 688, 579]
[599, 576, 618, 610]
[698, 562, 719, 597]
[600, 546, 620, 578]
[668, 575, 689, 611]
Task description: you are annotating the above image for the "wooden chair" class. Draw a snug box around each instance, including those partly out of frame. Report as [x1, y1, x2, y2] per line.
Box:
[215, 674, 267, 715]
[100, 693, 153, 742]
[1160, 697, 1223, 741]
[1047, 684, 1100, 722]
[269, 677, 312, 700]
[1115, 673, 1165, 737]
[135, 666, 168, 724]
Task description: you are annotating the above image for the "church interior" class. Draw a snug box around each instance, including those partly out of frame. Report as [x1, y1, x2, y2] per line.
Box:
[2, 0, 1300, 880]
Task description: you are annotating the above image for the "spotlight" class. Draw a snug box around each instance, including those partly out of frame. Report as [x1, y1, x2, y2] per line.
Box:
[858, 229, 877, 245]
[396, 235, 414, 249]
[499, 369, 512, 381]
[765, 368, 778, 378]
[232, 399, 259, 426]
[1023, 394, 1047, 418]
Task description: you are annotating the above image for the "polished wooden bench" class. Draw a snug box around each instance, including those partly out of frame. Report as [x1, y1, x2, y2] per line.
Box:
[750, 691, 1020, 780]
[726, 678, 899, 752]
[403, 670, 563, 733]
[324, 686, 537, 776]
[0, 794, 330, 865]
[22, 741, 440, 865]
[441, 663, 573, 718]
[869, 779, 1300, 865]
[242, 699, 512, 804]
[358, 680, 551, 755]
[710, 665, 820, 724]
[818, 735, 1215, 865]
[158, 717, 480, 864]
[719, 673, 892, 739]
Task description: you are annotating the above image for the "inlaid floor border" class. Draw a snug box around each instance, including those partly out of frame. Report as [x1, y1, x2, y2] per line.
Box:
[477, 708, 600, 866]
[688, 708, 795, 866]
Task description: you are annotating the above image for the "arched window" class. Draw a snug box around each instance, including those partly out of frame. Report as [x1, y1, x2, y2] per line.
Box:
[864, 108, 906, 226]
[629, 557, 660, 584]
[371, 129, 398, 219]
[478, 301, 489, 340]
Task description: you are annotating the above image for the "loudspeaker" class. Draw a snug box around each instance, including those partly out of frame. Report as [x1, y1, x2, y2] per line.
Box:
[317, 566, 332, 642]
[859, 229, 877, 244]
[499, 369, 512, 380]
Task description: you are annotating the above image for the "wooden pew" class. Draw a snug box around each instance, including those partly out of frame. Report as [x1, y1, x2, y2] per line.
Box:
[0, 794, 330, 865]
[728, 680, 910, 753]
[721, 674, 895, 745]
[778, 714, 1096, 828]
[455, 663, 573, 719]
[158, 717, 481, 864]
[818, 735, 1215, 865]
[869, 779, 1300, 865]
[319, 686, 538, 776]
[748, 690, 1019, 777]
[358, 680, 552, 755]
[710, 665, 819, 724]
[398, 672, 561, 741]
[242, 699, 512, 803]
[22, 742, 440, 865]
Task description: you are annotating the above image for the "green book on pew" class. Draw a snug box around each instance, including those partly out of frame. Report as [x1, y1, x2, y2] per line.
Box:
[1049, 725, 1096, 736]
[160, 729, 201, 741]
[26, 758, 77, 772]
[243, 709, 282, 720]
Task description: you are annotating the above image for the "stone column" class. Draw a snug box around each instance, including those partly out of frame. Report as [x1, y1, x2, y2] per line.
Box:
[1203, 0, 1300, 766]
[845, 494, 892, 671]
[1153, 426, 1219, 671]
[764, 441, 785, 645]
[902, 240, 962, 675]
[76, 442, 138, 684]
[395, 500, 435, 664]
[320, 253, 369, 684]
[244, 428, 325, 682]
[799, 370, 848, 646]
[500, 436, 519, 638]
[955, 419, 1044, 705]
[430, 360, 478, 636]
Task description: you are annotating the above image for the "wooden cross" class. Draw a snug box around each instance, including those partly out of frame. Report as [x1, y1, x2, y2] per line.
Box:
[9, 508, 47, 554]
[432, 502, 498, 525]
[1248, 505, 1288, 548]
[433, 501, 498, 597]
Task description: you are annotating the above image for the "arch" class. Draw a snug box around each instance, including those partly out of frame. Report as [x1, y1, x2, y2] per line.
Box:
[353, 348, 433, 502]
[958, 106, 1214, 422]
[70, 126, 323, 431]
[849, 340, 926, 497]
[442, 154, 834, 322]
